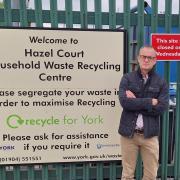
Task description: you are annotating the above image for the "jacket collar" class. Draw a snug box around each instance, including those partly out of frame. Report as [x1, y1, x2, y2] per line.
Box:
[137, 66, 155, 79]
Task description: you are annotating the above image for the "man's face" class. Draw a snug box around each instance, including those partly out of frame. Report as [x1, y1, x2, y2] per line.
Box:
[138, 47, 157, 72]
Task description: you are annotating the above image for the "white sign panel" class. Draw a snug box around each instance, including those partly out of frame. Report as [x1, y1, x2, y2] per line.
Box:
[0, 28, 126, 164]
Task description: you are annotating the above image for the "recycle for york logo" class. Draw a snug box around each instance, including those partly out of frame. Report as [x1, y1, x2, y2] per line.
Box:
[6, 114, 24, 129]
[6, 114, 60, 128]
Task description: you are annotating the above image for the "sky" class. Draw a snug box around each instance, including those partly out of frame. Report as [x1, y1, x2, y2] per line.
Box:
[1, 0, 178, 14]
[27, 0, 179, 14]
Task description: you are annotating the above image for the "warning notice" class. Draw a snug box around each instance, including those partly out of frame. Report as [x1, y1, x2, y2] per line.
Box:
[151, 34, 180, 60]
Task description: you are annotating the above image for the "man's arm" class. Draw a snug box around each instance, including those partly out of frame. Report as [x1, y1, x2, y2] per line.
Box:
[140, 80, 169, 116]
[119, 75, 153, 111]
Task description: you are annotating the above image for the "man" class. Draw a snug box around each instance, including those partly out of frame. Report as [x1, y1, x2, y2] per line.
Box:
[118, 46, 169, 180]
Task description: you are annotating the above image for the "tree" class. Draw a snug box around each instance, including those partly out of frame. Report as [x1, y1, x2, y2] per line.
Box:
[0, 2, 4, 26]
[0, 2, 3, 8]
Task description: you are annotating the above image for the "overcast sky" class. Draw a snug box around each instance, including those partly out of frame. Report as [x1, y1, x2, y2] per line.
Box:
[1, 0, 178, 14]
[26, 0, 179, 14]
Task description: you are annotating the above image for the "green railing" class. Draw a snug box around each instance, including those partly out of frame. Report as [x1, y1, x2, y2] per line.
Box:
[0, 0, 179, 179]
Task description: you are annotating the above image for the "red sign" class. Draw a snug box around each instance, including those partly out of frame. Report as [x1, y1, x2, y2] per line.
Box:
[151, 34, 180, 60]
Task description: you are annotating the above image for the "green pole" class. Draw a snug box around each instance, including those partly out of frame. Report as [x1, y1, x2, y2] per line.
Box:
[123, 0, 130, 72]
[80, 0, 87, 28]
[161, 0, 171, 179]
[50, 0, 58, 28]
[95, 0, 102, 29]
[65, 0, 73, 28]
[34, 0, 43, 27]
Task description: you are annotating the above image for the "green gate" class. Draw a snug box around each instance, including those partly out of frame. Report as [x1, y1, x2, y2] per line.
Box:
[0, 0, 180, 179]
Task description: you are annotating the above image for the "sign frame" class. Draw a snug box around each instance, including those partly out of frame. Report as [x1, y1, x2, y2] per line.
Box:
[0, 27, 127, 165]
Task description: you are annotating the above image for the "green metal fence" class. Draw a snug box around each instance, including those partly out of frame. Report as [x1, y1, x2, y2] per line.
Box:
[0, 0, 180, 179]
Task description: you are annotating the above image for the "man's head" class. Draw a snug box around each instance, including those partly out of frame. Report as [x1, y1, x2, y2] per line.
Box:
[137, 46, 157, 74]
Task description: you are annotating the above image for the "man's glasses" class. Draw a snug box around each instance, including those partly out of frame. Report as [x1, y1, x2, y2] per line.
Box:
[139, 54, 156, 61]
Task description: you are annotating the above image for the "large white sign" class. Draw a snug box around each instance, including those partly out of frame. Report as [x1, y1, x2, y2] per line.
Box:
[0, 28, 126, 164]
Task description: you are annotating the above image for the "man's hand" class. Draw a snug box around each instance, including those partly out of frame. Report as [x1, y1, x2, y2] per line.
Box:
[126, 90, 136, 98]
[126, 91, 158, 106]
[152, 98, 158, 106]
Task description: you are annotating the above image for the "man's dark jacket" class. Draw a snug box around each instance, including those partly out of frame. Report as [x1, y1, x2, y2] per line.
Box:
[118, 68, 169, 138]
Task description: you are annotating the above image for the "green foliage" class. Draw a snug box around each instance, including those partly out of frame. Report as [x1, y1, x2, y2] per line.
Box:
[0, 2, 3, 9]
[0, 2, 4, 25]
